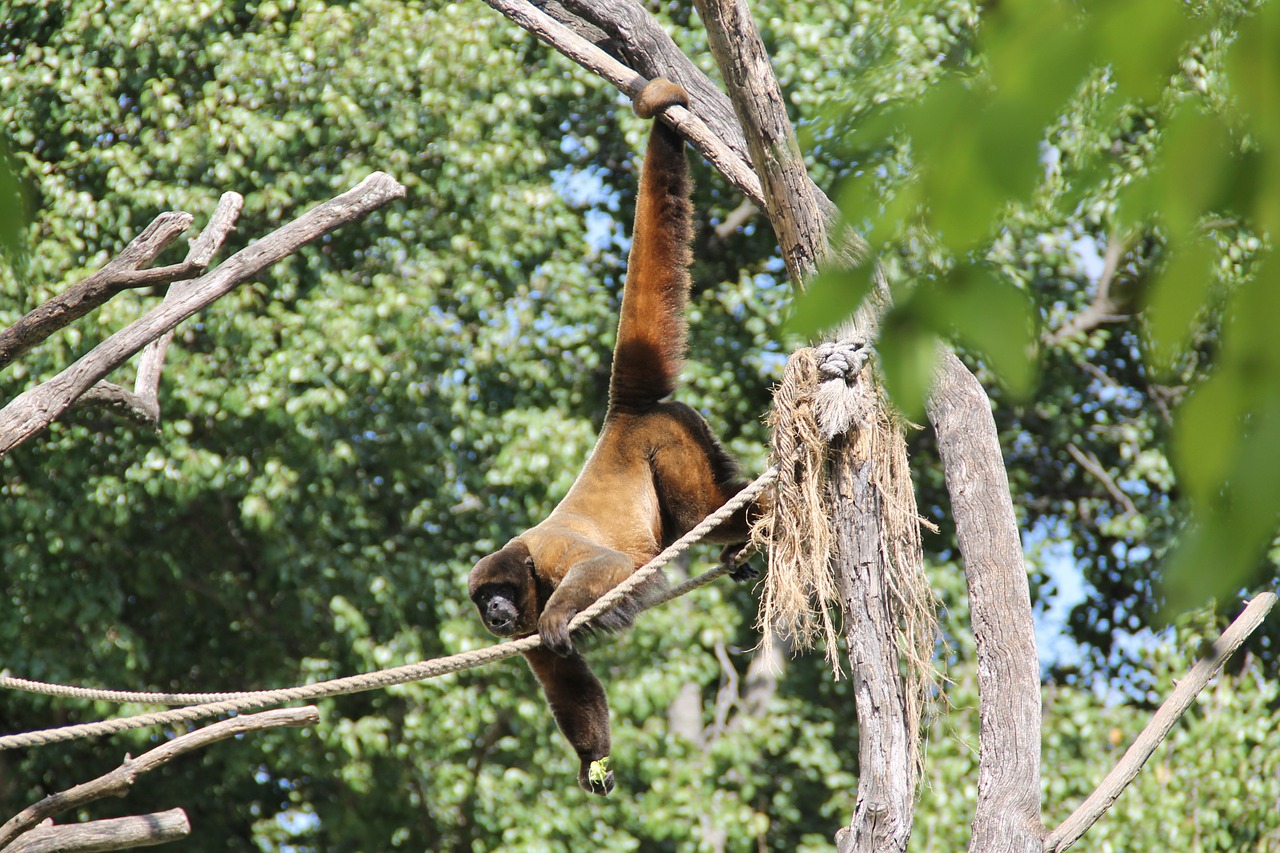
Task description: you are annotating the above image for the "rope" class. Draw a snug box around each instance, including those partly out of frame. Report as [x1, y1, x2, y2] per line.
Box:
[0, 467, 778, 750]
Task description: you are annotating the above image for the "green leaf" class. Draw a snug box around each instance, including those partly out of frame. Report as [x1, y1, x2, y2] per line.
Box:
[1173, 369, 1243, 511]
[878, 305, 941, 421]
[786, 263, 876, 340]
[1143, 236, 1216, 374]
[927, 264, 1038, 397]
[1165, 395, 1280, 611]
[1093, 0, 1198, 104]
[1158, 104, 1235, 240]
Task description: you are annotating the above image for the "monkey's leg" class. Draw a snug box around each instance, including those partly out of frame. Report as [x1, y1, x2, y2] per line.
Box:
[539, 549, 635, 656]
[522, 646, 615, 795]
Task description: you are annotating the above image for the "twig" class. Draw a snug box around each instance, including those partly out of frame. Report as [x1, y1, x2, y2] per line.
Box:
[1044, 591, 1277, 852]
[1065, 443, 1138, 517]
[6, 810, 190, 853]
[0, 172, 404, 458]
[1044, 234, 1130, 347]
[714, 199, 759, 240]
[0, 707, 319, 851]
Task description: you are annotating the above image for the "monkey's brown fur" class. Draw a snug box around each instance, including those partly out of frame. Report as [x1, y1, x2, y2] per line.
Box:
[468, 79, 754, 796]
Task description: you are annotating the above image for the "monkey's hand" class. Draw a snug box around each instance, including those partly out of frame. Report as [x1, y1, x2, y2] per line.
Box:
[579, 756, 615, 796]
[538, 607, 577, 658]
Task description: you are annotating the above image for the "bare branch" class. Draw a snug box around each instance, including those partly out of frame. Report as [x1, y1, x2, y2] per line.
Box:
[927, 350, 1044, 853]
[692, 0, 827, 284]
[75, 382, 162, 426]
[1044, 235, 1130, 347]
[0, 211, 206, 370]
[6, 810, 190, 853]
[0, 172, 404, 458]
[480, 0, 766, 208]
[1065, 443, 1138, 517]
[1044, 592, 1277, 852]
[74, 192, 246, 427]
[0, 707, 319, 851]
[486, 0, 875, 285]
[713, 199, 759, 240]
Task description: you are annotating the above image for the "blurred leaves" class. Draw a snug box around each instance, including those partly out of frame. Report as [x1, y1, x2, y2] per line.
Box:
[3, 0, 1280, 848]
[800, 0, 1278, 609]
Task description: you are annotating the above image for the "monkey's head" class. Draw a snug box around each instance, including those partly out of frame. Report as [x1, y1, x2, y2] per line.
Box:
[468, 540, 539, 638]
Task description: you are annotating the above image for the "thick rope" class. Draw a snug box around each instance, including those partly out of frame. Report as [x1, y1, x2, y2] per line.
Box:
[0, 467, 777, 750]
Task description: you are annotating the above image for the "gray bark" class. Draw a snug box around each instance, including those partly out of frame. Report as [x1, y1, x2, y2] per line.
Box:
[927, 351, 1043, 853]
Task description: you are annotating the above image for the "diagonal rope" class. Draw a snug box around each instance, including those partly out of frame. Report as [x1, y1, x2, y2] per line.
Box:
[0, 467, 777, 750]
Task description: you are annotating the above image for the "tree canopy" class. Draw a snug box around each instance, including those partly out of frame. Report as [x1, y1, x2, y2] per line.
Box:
[1, 0, 1276, 850]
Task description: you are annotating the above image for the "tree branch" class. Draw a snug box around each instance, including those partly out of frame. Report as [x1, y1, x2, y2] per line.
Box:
[927, 350, 1044, 853]
[480, 0, 766, 208]
[692, 0, 827, 285]
[831, 420, 918, 853]
[6, 810, 190, 853]
[1044, 592, 1277, 852]
[74, 192, 246, 427]
[0, 200, 240, 371]
[1065, 443, 1138, 517]
[0, 707, 319, 851]
[0, 172, 404, 458]
[1044, 234, 1130, 347]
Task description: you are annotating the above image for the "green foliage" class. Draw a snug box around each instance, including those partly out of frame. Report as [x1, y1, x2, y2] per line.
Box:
[798, 0, 1279, 610]
[3, 0, 1279, 849]
[917, 583, 1280, 851]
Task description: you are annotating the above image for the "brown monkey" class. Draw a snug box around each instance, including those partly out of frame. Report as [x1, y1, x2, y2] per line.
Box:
[467, 78, 755, 796]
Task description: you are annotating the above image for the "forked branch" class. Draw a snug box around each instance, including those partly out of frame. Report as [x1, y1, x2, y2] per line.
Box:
[0, 171, 404, 457]
[75, 192, 246, 426]
[0, 194, 240, 371]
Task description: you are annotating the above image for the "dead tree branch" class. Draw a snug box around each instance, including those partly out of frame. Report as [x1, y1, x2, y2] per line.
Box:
[1044, 592, 1278, 852]
[6, 810, 190, 853]
[0, 192, 240, 371]
[0, 706, 320, 851]
[692, 0, 827, 285]
[0, 213, 190, 369]
[75, 191, 246, 426]
[0, 171, 404, 458]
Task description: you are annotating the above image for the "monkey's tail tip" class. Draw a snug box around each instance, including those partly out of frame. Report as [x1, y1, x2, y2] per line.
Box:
[634, 77, 689, 118]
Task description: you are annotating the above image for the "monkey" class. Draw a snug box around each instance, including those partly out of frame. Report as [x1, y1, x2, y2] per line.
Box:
[467, 78, 758, 796]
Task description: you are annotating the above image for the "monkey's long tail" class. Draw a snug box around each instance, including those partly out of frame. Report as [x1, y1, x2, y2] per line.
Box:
[608, 79, 692, 414]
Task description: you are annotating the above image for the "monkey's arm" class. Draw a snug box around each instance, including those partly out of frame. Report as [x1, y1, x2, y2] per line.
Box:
[538, 548, 637, 656]
[522, 646, 615, 795]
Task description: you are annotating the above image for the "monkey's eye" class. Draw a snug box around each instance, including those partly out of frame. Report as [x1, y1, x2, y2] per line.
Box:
[524, 556, 536, 573]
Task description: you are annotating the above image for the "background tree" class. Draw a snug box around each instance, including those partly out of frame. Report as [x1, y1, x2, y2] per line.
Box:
[1, 0, 1276, 851]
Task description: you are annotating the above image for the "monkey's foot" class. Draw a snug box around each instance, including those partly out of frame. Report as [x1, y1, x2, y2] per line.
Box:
[729, 559, 761, 582]
[719, 543, 760, 582]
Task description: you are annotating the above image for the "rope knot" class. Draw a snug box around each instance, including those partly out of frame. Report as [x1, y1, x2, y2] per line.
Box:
[811, 338, 875, 441]
[813, 338, 873, 384]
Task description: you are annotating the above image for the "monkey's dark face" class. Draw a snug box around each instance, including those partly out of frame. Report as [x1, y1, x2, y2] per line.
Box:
[468, 541, 538, 638]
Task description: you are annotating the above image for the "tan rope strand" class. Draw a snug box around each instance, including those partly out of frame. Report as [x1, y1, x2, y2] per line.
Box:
[0, 467, 777, 750]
